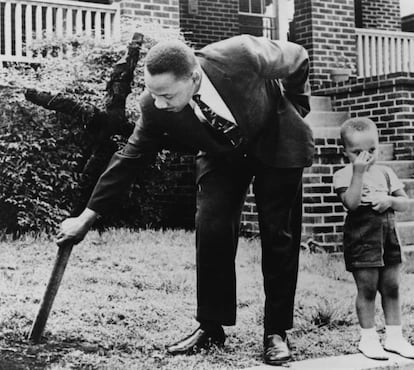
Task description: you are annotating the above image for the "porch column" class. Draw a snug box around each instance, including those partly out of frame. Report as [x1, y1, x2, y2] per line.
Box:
[291, 0, 357, 90]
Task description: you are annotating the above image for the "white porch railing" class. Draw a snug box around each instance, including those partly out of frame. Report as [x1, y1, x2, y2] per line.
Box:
[0, 0, 121, 64]
[356, 28, 414, 77]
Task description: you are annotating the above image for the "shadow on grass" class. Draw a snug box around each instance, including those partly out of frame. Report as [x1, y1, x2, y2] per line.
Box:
[0, 332, 103, 369]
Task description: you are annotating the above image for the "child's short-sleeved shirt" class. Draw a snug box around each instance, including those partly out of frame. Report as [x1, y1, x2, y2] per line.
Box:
[333, 164, 404, 206]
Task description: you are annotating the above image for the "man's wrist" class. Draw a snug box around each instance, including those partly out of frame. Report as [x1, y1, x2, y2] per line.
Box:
[79, 208, 99, 227]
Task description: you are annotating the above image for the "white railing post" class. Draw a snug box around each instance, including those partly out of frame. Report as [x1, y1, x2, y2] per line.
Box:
[104, 12, 111, 41]
[15, 3, 23, 59]
[66, 8, 73, 38]
[85, 10, 92, 37]
[46, 6, 53, 37]
[390, 36, 396, 73]
[370, 35, 377, 76]
[409, 39, 414, 72]
[35, 5, 42, 40]
[94, 11, 102, 41]
[113, 2, 121, 41]
[75, 9, 83, 35]
[56, 8, 64, 38]
[377, 36, 383, 76]
[384, 36, 390, 74]
[25, 5, 33, 59]
[364, 34, 370, 77]
[396, 37, 402, 72]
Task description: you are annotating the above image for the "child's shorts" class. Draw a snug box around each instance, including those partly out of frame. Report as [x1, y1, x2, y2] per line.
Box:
[343, 206, 402, 272]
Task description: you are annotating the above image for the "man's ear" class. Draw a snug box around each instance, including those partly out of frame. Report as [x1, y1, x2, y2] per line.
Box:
[192, 70, 201, 84]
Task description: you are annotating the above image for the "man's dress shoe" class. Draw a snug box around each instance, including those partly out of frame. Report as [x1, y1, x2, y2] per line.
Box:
[167, 327, 225, 355]
[264, 334, 292, 365]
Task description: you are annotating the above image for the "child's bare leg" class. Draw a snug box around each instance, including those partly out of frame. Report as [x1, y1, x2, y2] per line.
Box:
[380, 264, 414, 358]
[379, 264, 401, 325]
[353, 268, 388, 360]
[353, 268, 379, 328]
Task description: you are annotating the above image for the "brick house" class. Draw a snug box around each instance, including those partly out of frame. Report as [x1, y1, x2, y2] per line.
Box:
[179, 0, 414, 251]
[2, 0, 414, 251]
[178, 0, 414, 251]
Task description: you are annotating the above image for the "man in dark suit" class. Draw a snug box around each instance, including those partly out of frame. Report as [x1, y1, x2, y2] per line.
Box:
[57, 35, 314, 365]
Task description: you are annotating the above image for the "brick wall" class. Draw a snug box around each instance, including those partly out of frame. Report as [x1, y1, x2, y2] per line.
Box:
[241, 189, 259, 235]
[178, 0, 239, 48]
[156, 153, 196, 229]
[359, 0, 401, 31]
[292, 0, 357, 90]
[116, 0, 180, 28]
[301, 139, 346, 250]
[290, 0, 312, 58]
[240, 138, 347, 251]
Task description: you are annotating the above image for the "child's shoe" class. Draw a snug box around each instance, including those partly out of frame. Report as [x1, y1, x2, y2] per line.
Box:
[384, 325, 414, 359]
[384, 338, 414, 359]
[358, 337, 389, 360]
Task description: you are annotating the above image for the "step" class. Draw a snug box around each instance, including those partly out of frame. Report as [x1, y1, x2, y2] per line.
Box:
[377, 161, 414, 179]
[310, 96, 333, 111]
[402, 245, 414, 273]
[311, 126, 341, 138]
[306, 111, 350, 128]
[397, 220, 414, 246]
[244, 352, 414, 369]
[396, 180, 414, 222]
[396, 202, 414, 222]
[402, 179, 414, 198]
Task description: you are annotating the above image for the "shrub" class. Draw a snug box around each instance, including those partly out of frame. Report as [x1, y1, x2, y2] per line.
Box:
[0, 88, 82, 236]
[0, 23, 191, 236]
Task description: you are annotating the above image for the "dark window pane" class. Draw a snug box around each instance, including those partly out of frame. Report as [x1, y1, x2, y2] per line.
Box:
[251, 0, 262, 14]
[239, 0, 249, 13]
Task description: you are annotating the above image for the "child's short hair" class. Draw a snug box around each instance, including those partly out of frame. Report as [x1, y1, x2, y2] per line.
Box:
[340, 117, 378, 146]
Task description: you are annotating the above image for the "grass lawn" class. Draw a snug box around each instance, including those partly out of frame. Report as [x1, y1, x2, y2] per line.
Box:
[2, 228, 414, 369]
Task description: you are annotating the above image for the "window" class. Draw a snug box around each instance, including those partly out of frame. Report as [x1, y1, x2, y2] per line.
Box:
[239, 0, 277, 39]
[240, 0, 268, 15]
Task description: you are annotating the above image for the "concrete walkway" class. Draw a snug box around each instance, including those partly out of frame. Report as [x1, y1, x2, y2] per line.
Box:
[245, 352, 414, 370]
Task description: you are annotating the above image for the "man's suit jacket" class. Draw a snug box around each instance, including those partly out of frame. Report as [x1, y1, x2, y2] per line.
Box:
[87, 35, 314, 215]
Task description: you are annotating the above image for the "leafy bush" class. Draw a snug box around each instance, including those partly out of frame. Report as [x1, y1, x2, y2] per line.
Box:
[0, 23, 192, 237]
[0, 88, 83, 237]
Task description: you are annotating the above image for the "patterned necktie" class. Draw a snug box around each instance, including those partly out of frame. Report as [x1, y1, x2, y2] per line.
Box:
[193, 94, 243, 147]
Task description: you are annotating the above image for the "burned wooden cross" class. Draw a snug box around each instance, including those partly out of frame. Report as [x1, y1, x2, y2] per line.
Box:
[28, 32, 144, 343]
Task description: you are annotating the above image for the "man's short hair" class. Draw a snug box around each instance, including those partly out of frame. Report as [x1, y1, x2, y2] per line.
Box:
[145, 40, 197, 79]
[340, 117, 378, 145]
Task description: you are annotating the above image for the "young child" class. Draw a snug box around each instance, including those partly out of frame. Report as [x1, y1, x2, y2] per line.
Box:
[333, 117, 413, 360]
